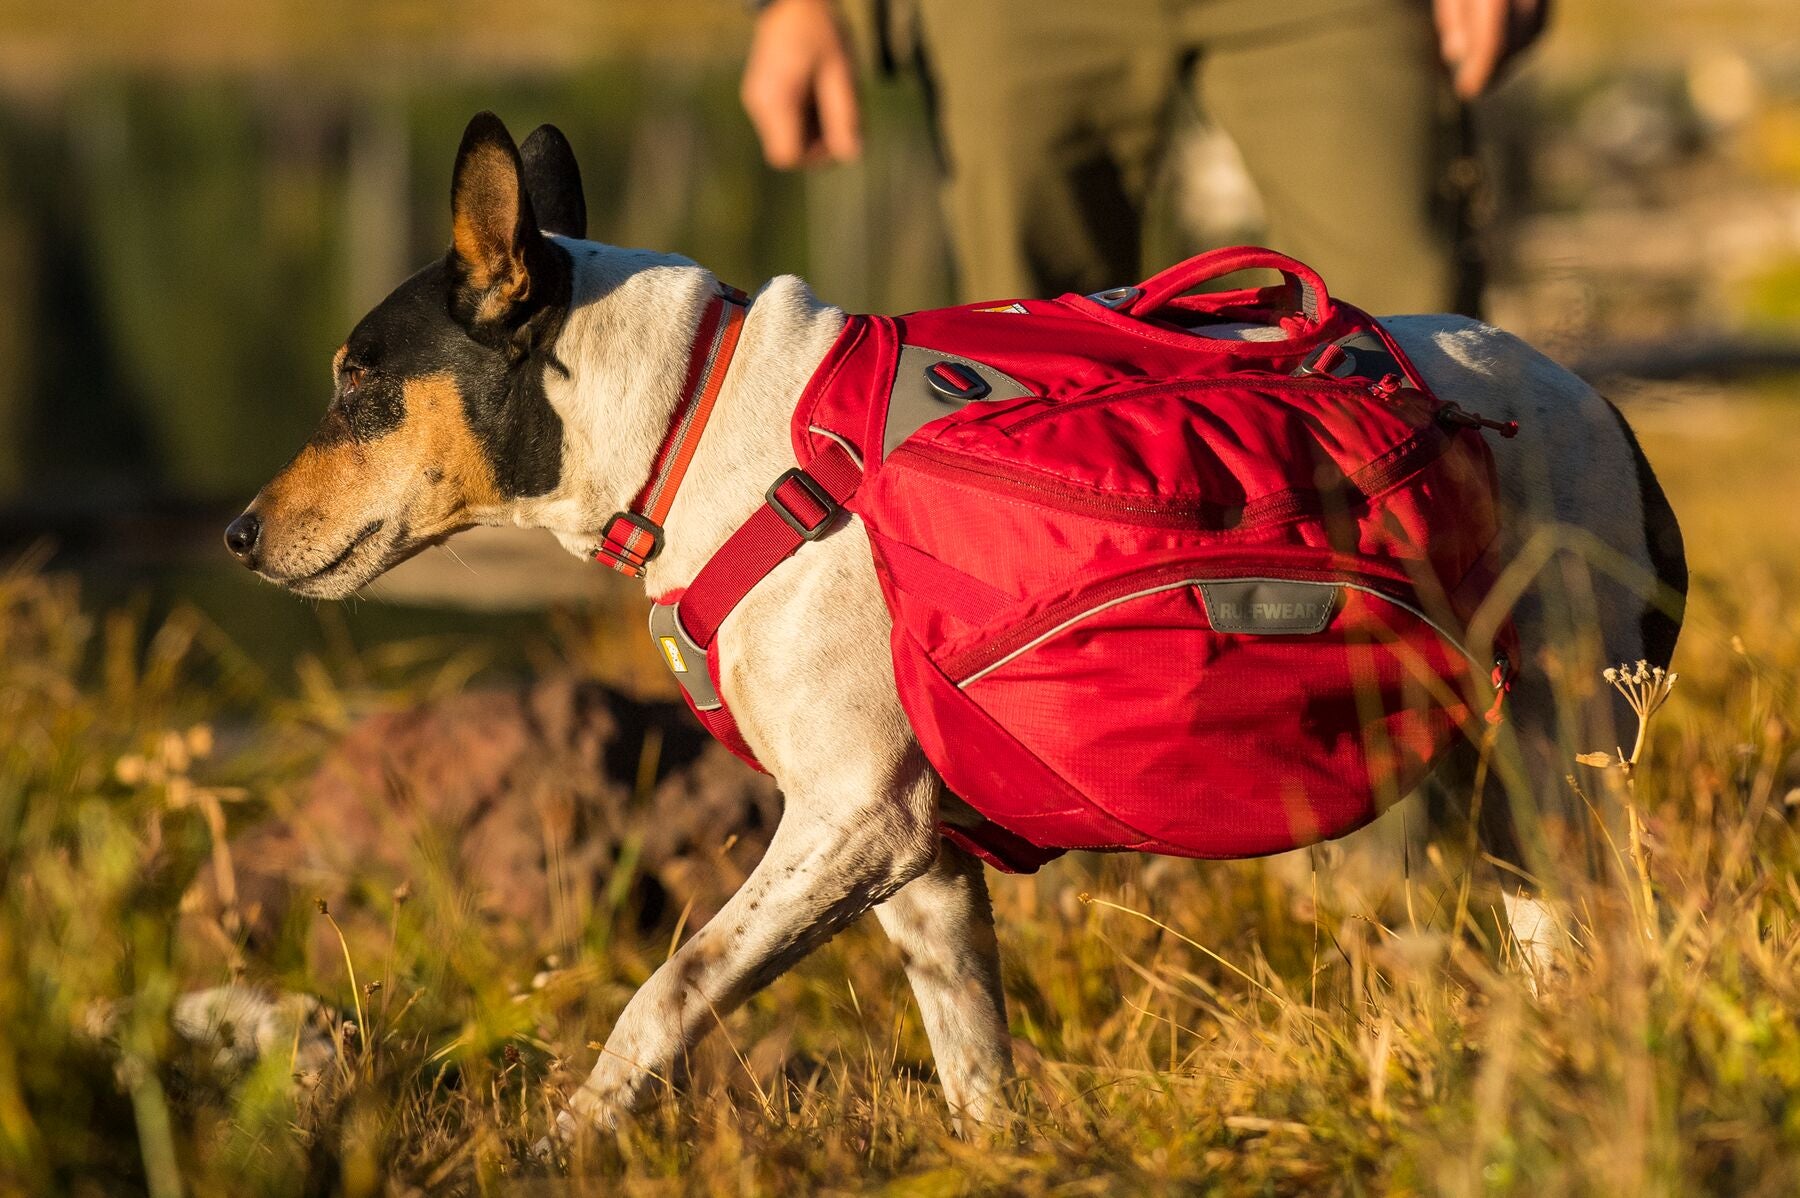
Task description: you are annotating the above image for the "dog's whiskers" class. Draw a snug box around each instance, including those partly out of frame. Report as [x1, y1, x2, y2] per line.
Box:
[442, 544, 478, 576]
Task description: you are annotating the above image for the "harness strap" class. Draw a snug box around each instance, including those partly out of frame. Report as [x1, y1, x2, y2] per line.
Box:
[595, 285, 750, 576]
[677, 442, 864, 647]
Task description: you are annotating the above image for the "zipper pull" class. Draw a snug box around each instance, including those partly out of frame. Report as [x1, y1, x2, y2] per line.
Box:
[1486, 654, 1513, 725]
[1437, 402, 1520, 439]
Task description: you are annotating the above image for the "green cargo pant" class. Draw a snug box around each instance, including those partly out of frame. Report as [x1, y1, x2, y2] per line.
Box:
[911, 0, 1475, 314]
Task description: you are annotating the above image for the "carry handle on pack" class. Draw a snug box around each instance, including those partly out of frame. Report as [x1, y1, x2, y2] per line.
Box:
[1126, 245, 1334, 331]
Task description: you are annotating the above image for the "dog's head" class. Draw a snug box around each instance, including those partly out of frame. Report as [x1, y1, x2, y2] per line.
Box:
[225, 112, 588, 598]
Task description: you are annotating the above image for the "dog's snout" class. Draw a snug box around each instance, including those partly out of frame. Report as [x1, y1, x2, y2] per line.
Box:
[224, 511, 263, 564]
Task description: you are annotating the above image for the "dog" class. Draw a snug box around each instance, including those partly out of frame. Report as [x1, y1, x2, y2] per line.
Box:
[226, 113, 1685, 1135]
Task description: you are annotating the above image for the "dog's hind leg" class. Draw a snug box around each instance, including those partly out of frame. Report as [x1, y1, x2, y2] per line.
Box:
[874, 839, 1013, 1134]
[1393, 318, 1687, 985]
[559, 766, 941, 1134]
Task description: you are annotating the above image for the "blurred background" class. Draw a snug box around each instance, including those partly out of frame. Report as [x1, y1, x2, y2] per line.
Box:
[0, 0, 1794, 681]
[2, 4, 1800, 1190]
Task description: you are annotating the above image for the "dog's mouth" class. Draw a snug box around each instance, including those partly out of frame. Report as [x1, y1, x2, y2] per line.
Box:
[266, 518, 460, 599]
[265, 520, 389, 596]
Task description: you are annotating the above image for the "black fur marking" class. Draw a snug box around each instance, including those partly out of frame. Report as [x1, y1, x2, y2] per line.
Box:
[1602, 397, 1687, 668]
[520, 125, 588, 240]
[328, 240, 571, 499]
[313, 359, 406, 447]
[301, 114, 575, 504]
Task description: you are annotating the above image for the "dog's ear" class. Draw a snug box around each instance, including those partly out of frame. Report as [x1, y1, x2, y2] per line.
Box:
[519, 124, 587, 240]
[449, 111, 542, 325]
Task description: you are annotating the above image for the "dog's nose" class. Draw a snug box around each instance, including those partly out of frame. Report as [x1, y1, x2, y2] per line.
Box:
[224, 512, 262, 564]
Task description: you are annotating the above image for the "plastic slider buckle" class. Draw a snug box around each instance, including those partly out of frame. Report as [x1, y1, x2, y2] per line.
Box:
[764, 468, 838, 541]
[596, 511, 664, 575]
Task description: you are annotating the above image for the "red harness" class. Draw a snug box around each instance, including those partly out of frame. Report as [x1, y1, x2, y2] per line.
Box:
[595, 251, 1519, 876]
[587, 282, 851, 732]
[594, 286, 751, 577]
[591, 283, 1048, 871]
[593, 282, 862, 637]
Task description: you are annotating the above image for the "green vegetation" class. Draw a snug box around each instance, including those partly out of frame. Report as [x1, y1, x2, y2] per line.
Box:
[0, 66, 944, 506]
[0, 386, 1798, 1194]
[1, 2, 1796, 1191]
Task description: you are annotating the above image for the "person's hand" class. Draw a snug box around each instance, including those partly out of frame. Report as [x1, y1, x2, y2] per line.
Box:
[1432, 0, 1550, 100]
[741, 0, 863, 169]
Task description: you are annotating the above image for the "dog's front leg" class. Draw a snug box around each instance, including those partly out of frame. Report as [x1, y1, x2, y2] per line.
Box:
[560, 780, 940, 1133]
[874, 840, 1014, 1133]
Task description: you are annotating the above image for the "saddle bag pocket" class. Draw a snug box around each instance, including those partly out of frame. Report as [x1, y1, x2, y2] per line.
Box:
[887, 551, 1489, 859]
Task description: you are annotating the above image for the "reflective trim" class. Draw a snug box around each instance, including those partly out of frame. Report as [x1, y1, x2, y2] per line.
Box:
[806, 424, 865, 469]
[955, 575, 1483, 688]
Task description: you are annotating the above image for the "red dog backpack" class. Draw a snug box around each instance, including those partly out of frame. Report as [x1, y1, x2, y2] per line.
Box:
[613, 248, 1520, 872]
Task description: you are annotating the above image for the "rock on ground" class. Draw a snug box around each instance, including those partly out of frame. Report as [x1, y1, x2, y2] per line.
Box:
[199, 678, 779, 958]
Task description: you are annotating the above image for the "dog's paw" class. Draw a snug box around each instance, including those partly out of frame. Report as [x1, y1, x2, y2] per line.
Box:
[1502, 890, 1576, 996]
[536, 1089, 620, 1162]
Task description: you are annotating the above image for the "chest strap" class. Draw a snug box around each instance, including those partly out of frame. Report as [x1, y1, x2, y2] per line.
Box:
[595, 285, 750, 576]
[670, 442, 864, 651]
[600, 278, 863, 718]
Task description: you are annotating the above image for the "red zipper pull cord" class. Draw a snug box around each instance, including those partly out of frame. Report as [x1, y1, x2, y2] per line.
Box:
[1368, 374, 1521, 440]
[1438, 401, 1520, 439]
[1486, 654, 1514, 725]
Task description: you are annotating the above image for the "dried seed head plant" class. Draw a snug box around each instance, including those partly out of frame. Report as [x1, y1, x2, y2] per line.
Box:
[1578, 661, 1681, 938]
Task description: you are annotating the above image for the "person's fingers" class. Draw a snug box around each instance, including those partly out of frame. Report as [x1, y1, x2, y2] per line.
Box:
[1440, 0, 1545, 99]
[1463, 0, 1509, 97]
[1432, 0, 1469, 71]
[814, 54, 863, 163]
[740, 0, 858, 171]
[743, 90, 806, 169]
[741, 60, 815, 168]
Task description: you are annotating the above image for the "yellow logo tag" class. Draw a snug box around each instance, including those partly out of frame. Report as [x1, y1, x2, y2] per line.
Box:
[975, 302, 1028, 315]
[658, 635, 689, 674]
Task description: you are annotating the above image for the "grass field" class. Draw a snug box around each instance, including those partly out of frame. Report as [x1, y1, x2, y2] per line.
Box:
[3, 378, 1800, 1196]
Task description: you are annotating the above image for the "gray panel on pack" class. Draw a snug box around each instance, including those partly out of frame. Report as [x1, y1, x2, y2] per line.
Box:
[1339, 331, 1411, 385]
[647, 602, 721, 710]
[1199, 581, 1340, 635]
[883, 346, 1033, 459]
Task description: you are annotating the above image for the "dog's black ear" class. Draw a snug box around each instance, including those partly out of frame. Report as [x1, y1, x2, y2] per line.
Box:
[519, 124, 586, 240]
[449, 111, 542, 324]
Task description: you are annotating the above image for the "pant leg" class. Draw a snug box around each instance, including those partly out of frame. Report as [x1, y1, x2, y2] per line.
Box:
[913, 0, 1178, 301]
[1186, 0, 1478, 315]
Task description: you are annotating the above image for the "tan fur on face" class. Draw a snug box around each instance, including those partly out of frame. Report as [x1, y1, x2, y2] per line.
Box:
[396, 373, 503, 533]
[251, 373, 501, 582]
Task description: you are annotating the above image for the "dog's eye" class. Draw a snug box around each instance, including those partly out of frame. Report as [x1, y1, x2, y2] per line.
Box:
[342, 366, 367, 395]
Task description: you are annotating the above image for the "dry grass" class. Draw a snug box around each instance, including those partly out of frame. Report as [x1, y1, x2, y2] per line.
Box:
[3, 381, 1800, 1196]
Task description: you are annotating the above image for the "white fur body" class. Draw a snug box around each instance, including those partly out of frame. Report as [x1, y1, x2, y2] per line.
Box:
[519, 245, 1666, 1135]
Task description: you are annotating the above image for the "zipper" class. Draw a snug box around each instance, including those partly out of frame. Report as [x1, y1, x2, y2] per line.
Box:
[943, 557, 1354, 680]
[891, 441, 1309, 528]
[891, 416, 1452, 533]
[998, 373, 1403, 435]
[948, 565, 1485, 687]
[1436, 401, 1521, 438]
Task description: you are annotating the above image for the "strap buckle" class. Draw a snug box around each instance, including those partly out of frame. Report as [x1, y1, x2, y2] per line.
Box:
[764, 468, 839, 541]
[595, 511, 665, 576]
